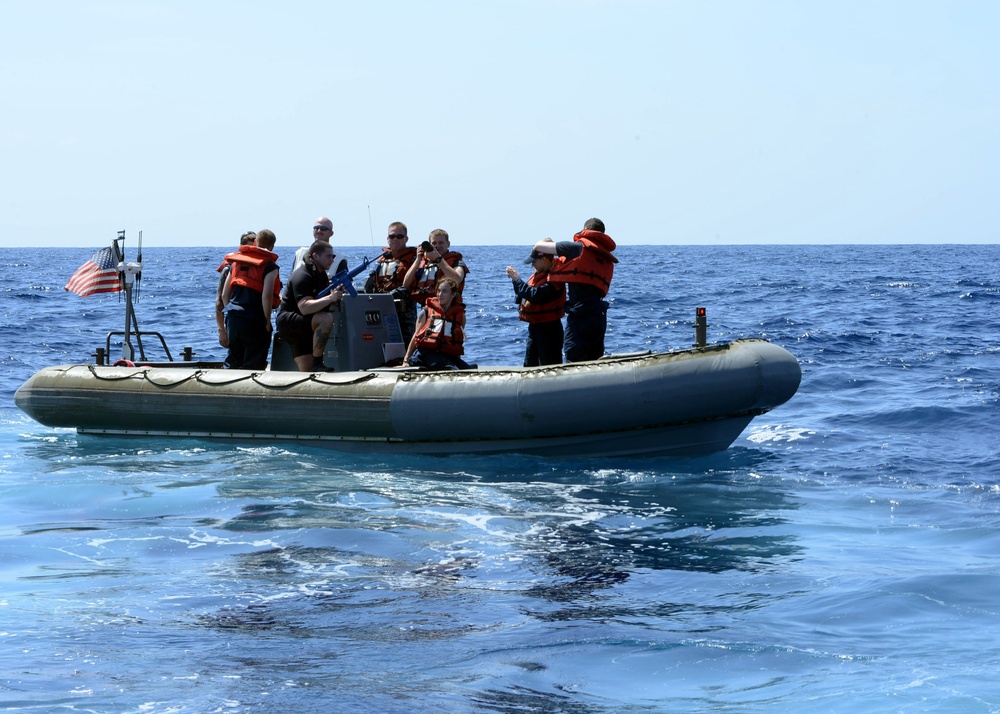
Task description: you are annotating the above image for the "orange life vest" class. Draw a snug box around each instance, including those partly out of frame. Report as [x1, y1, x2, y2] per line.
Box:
[410, 251, 466, 305]
[222, 245, 282, 309]
[370, 247, 417, 293]
[548, 230, 618, 297]
[519, 272, 566, 324]
[414, 297, 466, 356]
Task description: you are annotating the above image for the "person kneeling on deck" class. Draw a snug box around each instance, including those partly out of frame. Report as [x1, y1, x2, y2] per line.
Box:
[276, 240, 345, 372]
[402, 277, 471, 371]
[505, 238, 566, 367]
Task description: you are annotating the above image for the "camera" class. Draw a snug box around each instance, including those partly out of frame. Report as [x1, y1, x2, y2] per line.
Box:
[420, 241, 433, 252]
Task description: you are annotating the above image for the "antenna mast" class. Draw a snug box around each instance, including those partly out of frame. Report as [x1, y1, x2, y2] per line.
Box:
[367, 205, 375, 248]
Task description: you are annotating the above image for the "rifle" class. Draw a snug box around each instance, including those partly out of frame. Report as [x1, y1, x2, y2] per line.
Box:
[317, 252, 391, 298]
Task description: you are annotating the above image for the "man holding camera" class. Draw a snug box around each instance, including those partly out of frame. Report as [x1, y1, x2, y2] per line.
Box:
[403, 228, 469, 306]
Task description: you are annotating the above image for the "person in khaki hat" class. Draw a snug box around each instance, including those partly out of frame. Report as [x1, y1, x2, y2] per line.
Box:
[505, 238, 566, 366]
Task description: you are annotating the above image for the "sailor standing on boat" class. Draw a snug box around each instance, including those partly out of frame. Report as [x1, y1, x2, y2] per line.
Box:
[547, 218, 618, 362]
[505, 239, 566, 367]
[215, 231, 257, 348]
[362, 221, 418, 346]
[276, 240, 346, 372]
[402, 228, 469, 305]
[289, 216, 348, 278]
[220, 230, 281, 370]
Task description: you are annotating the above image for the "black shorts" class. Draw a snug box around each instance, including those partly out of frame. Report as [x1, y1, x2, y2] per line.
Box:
[275, 311, 314, 358]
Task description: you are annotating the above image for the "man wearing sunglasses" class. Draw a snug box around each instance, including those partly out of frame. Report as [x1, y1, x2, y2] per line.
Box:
[289, 216, 348, 278]
[363, 221, 419, 346]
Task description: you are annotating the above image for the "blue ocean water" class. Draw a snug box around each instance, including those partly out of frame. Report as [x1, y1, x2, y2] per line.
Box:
[1, 243, 998, 713]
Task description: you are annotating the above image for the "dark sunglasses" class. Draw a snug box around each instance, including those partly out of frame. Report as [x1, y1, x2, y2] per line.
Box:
[387, 233, 407, 239]
[313, 225, 332, 232]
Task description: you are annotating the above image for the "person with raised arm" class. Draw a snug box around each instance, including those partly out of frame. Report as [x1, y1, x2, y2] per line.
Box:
[403, 228, 469, 306]
[505, 238, 566, 367]
[547, 217, 617, 362]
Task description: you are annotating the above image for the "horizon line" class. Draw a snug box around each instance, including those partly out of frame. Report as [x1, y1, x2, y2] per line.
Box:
[5, 241, 999, 250]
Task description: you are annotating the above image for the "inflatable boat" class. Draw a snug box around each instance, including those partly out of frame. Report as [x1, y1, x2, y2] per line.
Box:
[15, 337, 800, 457]
[16, 257, 801, 456]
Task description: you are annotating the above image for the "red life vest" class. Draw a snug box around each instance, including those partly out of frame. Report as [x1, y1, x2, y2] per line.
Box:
[519, 272, 566, 324]
[548, 230, 618, 297]
[223, 245, 282, 309]
[410, 251, 466, 305]
[370, 247, 417, 293]
[414, 297, 466, 356]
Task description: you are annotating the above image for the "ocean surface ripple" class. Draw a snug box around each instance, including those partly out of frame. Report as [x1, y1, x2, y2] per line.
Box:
[1, 243, 998, 713]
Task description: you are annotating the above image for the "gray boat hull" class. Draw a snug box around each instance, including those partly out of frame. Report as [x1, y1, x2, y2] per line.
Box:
[15, 339, 801, 457]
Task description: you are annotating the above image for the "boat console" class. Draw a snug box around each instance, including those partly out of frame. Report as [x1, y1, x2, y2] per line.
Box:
[269, 292, 406, 372]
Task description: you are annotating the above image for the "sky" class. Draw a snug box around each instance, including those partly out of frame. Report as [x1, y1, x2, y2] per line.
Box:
[2, 0, 998, 248]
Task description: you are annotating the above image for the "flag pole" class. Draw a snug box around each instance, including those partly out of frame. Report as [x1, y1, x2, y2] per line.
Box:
[114, 231, 135, 362]
[130, 230, 145, 359]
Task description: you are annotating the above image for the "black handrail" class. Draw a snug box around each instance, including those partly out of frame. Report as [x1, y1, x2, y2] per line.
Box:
[103, 330, 174, 364]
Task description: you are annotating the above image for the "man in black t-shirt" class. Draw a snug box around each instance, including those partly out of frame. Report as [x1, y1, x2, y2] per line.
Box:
[276, 241, 345, 372]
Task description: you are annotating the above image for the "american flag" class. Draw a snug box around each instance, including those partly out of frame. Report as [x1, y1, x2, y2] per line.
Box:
[65, 246, 121, 297]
